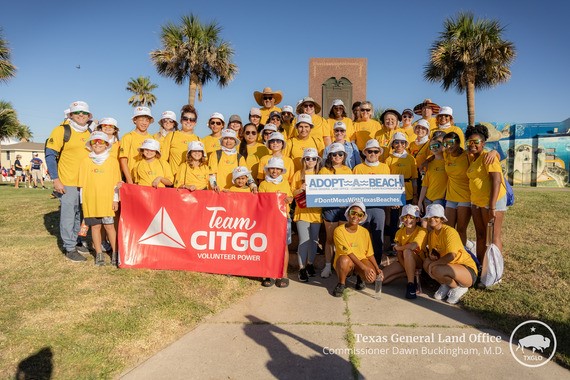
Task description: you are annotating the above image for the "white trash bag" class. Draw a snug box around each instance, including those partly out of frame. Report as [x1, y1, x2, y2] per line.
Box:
[480, 221, 504, 288]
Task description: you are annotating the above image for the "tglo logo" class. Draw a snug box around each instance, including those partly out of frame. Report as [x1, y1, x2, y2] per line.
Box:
[509, 320, 557, 367]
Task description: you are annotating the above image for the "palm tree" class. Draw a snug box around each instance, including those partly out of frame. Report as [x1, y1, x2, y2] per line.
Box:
[126, 76, 158, 107]
[424, 12, 516, 126]
[0, 101, 32, 164]
[0, 29, 17, 83]
[150, 13, 237, 106]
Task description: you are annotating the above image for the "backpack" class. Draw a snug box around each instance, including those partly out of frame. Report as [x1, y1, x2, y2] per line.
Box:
[45, 121, 93, 162]
[504, 177, 515, 207]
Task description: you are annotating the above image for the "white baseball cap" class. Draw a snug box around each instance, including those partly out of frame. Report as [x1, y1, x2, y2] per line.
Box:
[232, 166, 251, 183]
[333, 121, 347, 131]
[265, 157, 287, 173]
[344, 201, 368, 223]
[439, 106, 453, 117]
[69, 101, 90, 114]
[187, 141, 205, 152]
[265, 132, 287, 149]
[423, 204, 448, 222]
[209, 112, 225, 124]
[328, 142, 346, 154]
[295, 113, 313, 127]
[132, 106, 154, 122]
[85, 131, 111, 151]
[138, 139, 161, 155]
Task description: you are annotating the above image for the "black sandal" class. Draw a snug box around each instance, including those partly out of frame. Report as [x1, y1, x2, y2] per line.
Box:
[275, 278, 289, 288]
[262, 278, 275, 287]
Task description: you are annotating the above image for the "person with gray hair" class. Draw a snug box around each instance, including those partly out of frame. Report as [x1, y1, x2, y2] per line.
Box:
[352, 100, 381, 151]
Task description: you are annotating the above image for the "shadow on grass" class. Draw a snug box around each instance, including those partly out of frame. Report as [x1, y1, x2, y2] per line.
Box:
[15, 346, 53, 380]
[43, 209, 63, 252]
[243, 314, 354, 379]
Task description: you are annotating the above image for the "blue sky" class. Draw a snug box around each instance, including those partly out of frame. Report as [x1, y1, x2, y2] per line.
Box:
[2, 0, 569, 142]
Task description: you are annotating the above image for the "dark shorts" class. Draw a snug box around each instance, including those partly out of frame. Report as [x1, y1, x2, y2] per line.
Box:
[85, 217, 115, 226]
[322, 207, 347, 223]
[464, 265, 477, 286]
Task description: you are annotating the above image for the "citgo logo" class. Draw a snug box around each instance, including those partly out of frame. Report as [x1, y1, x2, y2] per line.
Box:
[138, 207, 186, 249]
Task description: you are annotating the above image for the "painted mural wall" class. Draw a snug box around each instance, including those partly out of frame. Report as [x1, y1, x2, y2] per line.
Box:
[457, 119, 570, 187]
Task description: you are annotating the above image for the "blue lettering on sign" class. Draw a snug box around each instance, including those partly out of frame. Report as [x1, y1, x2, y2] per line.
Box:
[309, 178, 345, 188]
[368, 177, 404, 188]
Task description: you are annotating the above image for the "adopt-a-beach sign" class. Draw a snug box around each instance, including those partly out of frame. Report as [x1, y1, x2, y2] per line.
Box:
[305, 174, 406, 207]
[118, 184, 286, 278]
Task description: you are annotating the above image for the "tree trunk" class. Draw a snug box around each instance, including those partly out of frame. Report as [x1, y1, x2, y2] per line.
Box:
[466, 78, 476, 126]
[188, 81, 197, 106]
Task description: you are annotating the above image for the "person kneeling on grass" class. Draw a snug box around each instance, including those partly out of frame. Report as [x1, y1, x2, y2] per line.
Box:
[422, 204, 479, 304]
[332, 202, 382, 297]
[381, 204, 427, 299]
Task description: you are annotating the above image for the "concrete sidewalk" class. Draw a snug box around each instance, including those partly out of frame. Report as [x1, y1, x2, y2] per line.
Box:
[120, 267, 567, 379]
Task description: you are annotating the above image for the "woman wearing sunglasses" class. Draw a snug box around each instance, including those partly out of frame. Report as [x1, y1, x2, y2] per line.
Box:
[322, 121, 361, 169]
[201, 112, 226, 156]
[318, 143, 353, 278]
[398, 108, 416, 143]
[238, 123, 269, 183]
[295, 97, 330, 147]
[327, 99, 354, 144]
[434, 107, 465, 148]
[332, 201, 382, 297]
[352, 100, 381, 151]
[161, 104, 201, 177]
[285, 114, 325, 173]
[418, 131, 448, 220]
[465, 124, 507, 264]
[257, 131, 295, 184]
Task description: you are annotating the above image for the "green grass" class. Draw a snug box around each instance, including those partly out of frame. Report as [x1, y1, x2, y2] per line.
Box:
[0, 184, 569, 376]
[462, 186, 570, 368]
[0, 184, 258, 379]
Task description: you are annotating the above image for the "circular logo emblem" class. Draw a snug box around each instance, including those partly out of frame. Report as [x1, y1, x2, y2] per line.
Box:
[509, 320, 557, 367]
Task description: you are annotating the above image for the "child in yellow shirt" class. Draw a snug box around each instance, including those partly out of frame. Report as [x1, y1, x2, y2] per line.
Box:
[227, 166, 254, 193]
[132, 139, 173, 188]
[174, 141, 209, 190]
[120, 106, 155, 184]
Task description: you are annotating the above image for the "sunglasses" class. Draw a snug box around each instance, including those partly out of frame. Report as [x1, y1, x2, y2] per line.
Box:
[209, 121, 223, 126]
[366, 150, 380, 154]
[244, 131, 257, 136]
[402, 115, 413, 118]
[467, 139, 483, 145]
[282, 112, 293, 117]
[333, 129, 345, 133]
[430, 142, 442, 150]
[250, 115, 261, 118]
[90, 139, 107, 146]
[268, 139, 282, 144]
[182, 116, 196, 122]
[100, 124, 116, 128]
[162, 119, 175, 123]
[303, 103, 315, 108]
[304, 157, 318, 161]
[72, 111, 89, 116]
[263, 131, 273, 135]
[443, 139, 456, 147]
[263, 96, 273, 100]
[360, 109, 371, 112]
[349, 210, 365, 218]
[330, 152, 345, 157]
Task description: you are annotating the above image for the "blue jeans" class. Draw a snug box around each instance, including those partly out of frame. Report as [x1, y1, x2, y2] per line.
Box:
[60, 186, 82, 252]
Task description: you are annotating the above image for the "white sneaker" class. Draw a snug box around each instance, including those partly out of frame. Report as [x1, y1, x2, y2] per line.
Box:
[434, 284, 451, 300]
[446, 286, 469, 304]
[321, 266, 332, 278]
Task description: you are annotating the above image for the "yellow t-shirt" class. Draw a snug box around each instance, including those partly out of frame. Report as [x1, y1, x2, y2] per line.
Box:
[374, 127, 398, 150]
[408, 140, 431, 168]
[353, 119, 381, 151]
[291, 169, 322, 223]
[327, 117, 354, 143]
[161, 131, 201, 175]
[385, 154, 418, 200]
[352, 162, 390, 175]
[174, 163, 209, 189]
[318, 165, 352, 175]
[394, 226, 428, 258]
[201, 134, 222, 156]
[258, 178, 292, 213]
[78, 156, 121, 218]
[109, 140, 120, 161]
[228, 185, 252, 193]
[285, 136, 325, 173]
[413, 117, 438, 131]
[246, 143, 270, 181]
[153, 131, 173, 145]
[257, 154, 295, 183]
[46, 124, 91, 186]
[443, 151, 471, 203]
[333, 224, 374, 267]
[466, 152, 506, 208]
[208, 150, 247, 190]
[133, 158, 174, 188]
[399, 126, 417, 143]
[260, 105, 282, 125]
[119, 130, 153, 176]
[427, 224, 478, 275]
[422, 158, 447, 201]
[291, 114, 329, 144]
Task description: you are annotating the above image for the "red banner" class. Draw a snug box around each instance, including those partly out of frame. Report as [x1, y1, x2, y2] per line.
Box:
[118, 184, 286, 278]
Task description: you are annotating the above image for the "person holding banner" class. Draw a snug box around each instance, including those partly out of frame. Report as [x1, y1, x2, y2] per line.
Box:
[259, 157, 294, 288]
[257, 131, 295, 183]
[319, 143, 353, 278]
[322, 121, 361, 169]
[238, 123, 269, 183]
[352, 139, 390, 263]
[201, 112, 225, 156]
[291, 148, 323, 282]
[228, 166, 255, 192]
[381, 205, 427, 299]
[384, 132, 418, 249]
[422, 204, 478, 304]
[285, 114, 325, 173]
[173, 141, 209, 190]
[209, 129, 256, 191]
[332, 201, 382, 297]
[132, 139, 173, 188]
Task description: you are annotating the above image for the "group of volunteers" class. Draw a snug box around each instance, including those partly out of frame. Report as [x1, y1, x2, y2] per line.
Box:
[45, 88, 508, 304]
